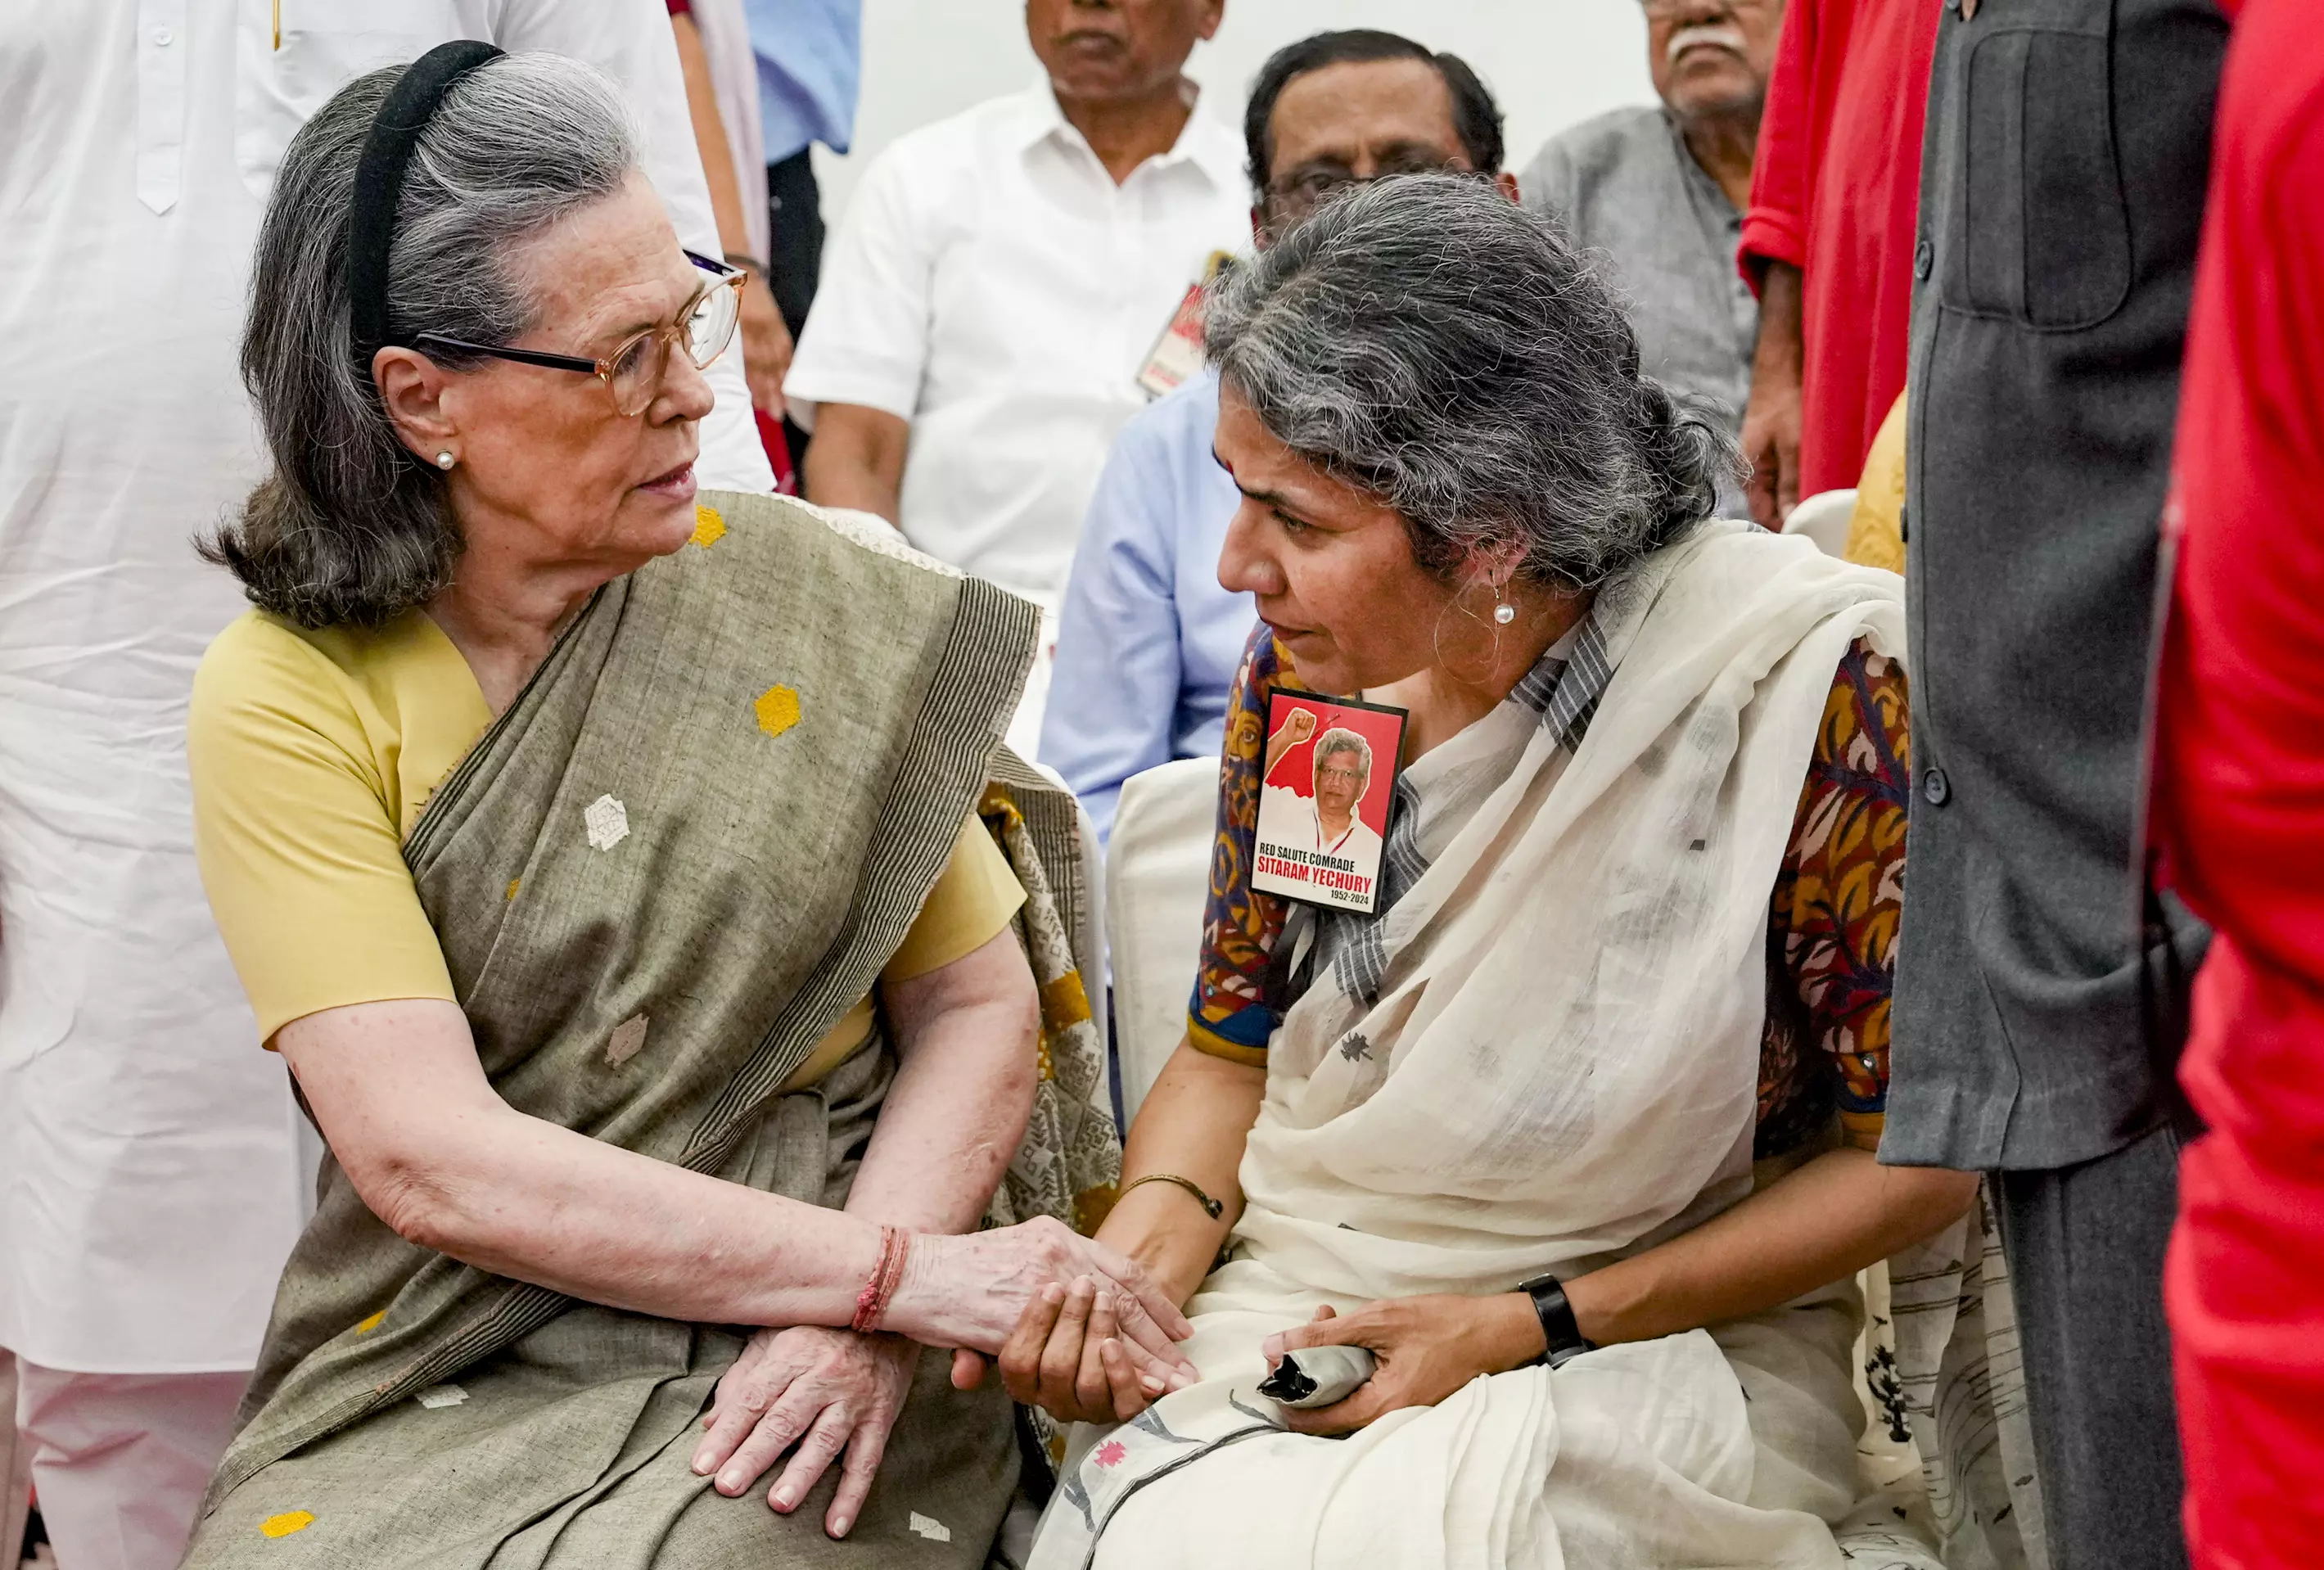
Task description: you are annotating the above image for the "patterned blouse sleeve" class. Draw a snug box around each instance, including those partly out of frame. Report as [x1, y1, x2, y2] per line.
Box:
[1772, 640, 1912, 1152]
[1185, 622, 1297, 1066]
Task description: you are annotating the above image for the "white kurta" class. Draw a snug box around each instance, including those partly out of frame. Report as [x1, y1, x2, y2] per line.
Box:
[0, 0, 771, 1376]
[783, 83, 1249, 606]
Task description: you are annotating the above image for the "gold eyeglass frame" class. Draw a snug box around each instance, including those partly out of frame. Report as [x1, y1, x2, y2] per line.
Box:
[409, 250, 745, 417]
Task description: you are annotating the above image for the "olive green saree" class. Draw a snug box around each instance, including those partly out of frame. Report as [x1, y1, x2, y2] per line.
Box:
[183, 494, 1117, 1568]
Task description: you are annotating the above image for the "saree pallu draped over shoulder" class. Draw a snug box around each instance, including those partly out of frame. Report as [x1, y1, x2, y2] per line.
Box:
[1031, 521, 1907, 1570]
[184, 494, 1117, 1569]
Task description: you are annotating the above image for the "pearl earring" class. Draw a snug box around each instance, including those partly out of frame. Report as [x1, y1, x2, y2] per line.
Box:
[1493, 583, 1515, 625]
[435, 451, 456, 470]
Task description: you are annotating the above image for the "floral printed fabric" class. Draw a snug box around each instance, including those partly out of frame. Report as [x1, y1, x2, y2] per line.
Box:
[1186, 623, 1911, 1155]
[1186, 626, 1301, 1066]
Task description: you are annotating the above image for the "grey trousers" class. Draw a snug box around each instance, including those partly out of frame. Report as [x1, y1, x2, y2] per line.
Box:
[1993, 1125, 2187, 1570]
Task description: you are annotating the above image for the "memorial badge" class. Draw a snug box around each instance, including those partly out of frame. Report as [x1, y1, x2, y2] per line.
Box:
[1136, 250, 1234, 399]
[1252, 688, 1407, 916]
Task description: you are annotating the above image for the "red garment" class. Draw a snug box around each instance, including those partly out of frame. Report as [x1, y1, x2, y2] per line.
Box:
[2151, 0, 2324, 1561]
[1739, 0, 1937, 498]
[754, 408, 799, 495]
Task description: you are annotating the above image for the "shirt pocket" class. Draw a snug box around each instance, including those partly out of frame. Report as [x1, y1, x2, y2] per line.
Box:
[1942, 17, 2132, 332]
[235, 0, 464, 199]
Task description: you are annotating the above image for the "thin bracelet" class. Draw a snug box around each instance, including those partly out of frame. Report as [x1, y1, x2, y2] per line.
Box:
[723, 250, 767, 277]
[1121, 1172, 1224, 1220]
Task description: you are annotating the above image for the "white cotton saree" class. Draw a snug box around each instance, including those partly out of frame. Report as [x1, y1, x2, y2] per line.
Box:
[1029, 521, 1907, 1570]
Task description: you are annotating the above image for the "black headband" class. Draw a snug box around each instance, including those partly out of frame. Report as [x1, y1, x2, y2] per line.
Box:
[346, 39, 505, 373]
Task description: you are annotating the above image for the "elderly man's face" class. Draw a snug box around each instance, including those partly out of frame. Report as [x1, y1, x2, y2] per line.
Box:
[1645, 0, 1783, 124]
[1213, 382, 1464, 697]
[1259, 57, 1513, 238]
[1027, 0, 1223, 106]
[379, 171, 711, 584]
[1314, 749, 1368, 819]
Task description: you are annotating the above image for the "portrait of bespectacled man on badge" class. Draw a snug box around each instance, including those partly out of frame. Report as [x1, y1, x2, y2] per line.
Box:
[1252, 688, 1407, 916]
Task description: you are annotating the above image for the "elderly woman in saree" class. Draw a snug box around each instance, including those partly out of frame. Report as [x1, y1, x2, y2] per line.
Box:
[1000, 174, 1979, 1568]
[177, 46, 1193, 1568]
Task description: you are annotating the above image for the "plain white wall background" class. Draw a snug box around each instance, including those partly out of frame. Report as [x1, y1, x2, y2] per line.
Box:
[812, 1, 1659, 225]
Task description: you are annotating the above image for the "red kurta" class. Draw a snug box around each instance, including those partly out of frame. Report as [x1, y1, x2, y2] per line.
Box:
[1739, 0, 1937, 499]
[2151, 0, 2324, 1560]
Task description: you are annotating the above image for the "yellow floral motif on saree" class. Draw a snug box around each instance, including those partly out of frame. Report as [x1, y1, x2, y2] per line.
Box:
[752, 684, 801, 738]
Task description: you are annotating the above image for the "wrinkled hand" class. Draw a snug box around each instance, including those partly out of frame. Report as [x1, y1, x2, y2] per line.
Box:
[1283, 707, 1319, 745]
[737, 272, 792, 419]
[1739, 372, 1802, 529]
[692, 1325, 917, 1538]
[1261, 1295, 1541, 1437]
[993, 1275, 1194, 1424]
[898, 1218, 1195, 1383]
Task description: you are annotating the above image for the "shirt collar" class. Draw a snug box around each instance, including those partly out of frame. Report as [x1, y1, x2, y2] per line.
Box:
[1658, 106, 1741, 223]
[1007, 79, 1247, 194]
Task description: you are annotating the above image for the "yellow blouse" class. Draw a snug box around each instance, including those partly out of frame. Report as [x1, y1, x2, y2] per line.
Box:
[187, 608, 1022, 1087]
[1845, 393, 1909, 574]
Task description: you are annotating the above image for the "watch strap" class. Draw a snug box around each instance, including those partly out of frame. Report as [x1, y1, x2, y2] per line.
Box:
[1516, 1272, 1595, 1369]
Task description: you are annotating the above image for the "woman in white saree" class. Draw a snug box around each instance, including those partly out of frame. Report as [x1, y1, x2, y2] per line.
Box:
[1000, 176, 1977, 1568]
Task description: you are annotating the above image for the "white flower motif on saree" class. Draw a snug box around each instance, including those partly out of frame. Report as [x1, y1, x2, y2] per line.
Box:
[584, 793, 629, 850]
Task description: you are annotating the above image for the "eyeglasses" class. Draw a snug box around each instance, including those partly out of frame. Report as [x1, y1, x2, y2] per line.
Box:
[1317, 765, 1367, 787]
[1263, 161, 1484, 228]
[410, 250, 744, 417]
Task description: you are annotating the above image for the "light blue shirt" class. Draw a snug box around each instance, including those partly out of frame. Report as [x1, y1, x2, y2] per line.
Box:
[742, 0, 862, 164]
[1040, 369, 1255, 843]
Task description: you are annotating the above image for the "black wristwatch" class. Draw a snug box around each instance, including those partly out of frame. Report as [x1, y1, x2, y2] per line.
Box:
[1515, 1272, 1596, 1369]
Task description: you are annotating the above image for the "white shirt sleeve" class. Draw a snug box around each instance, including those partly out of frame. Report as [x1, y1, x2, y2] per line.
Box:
[782, 142, 937, 429]
[494, 0, 774, 494]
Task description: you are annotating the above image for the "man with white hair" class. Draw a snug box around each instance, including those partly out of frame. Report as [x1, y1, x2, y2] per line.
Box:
[1259, 716, 1384, 870]
[1521, 0, 1781, 453]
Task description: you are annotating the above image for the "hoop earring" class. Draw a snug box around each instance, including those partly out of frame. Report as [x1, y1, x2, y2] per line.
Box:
[1432, 577, 1503, 689]
[435, 451, 456, 470]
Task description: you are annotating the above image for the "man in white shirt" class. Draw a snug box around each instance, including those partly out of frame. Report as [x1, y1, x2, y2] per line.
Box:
[0, 8, 767, 1567]
[785, 0, 1248, 749]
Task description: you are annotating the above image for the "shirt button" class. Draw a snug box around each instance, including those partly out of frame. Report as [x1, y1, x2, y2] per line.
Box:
[1914, 238, 1934, 281]
[151, 24, 174, 44]
[1923, 767, 1952, 806]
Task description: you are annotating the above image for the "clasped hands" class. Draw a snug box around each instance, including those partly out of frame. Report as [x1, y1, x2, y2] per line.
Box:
[682, 1216, 1550, 1537]
[686, 1216, 1195, 1537]
[994, 1279, 1549, 1437]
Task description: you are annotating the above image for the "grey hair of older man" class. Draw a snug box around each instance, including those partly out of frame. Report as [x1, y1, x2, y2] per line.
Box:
[1202, 173, 1741, 592]
[204, 55, 638, 629]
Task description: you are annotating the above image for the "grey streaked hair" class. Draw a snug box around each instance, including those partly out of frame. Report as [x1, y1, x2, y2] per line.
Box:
[201, 54, 638, 629]
[1313, 728, 1372, 779]
[1204, 174, 1740, 592]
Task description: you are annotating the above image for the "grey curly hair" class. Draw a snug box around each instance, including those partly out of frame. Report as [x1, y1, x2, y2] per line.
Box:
[201, 54, 638, 629]
[1203, 173, 1740, 592]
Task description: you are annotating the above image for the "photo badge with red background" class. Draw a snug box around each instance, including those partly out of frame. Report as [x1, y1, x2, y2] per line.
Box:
[1252, 688, 1409, 916]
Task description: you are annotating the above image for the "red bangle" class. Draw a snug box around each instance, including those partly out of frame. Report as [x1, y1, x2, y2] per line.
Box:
[851, 1225, 910, 1333]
